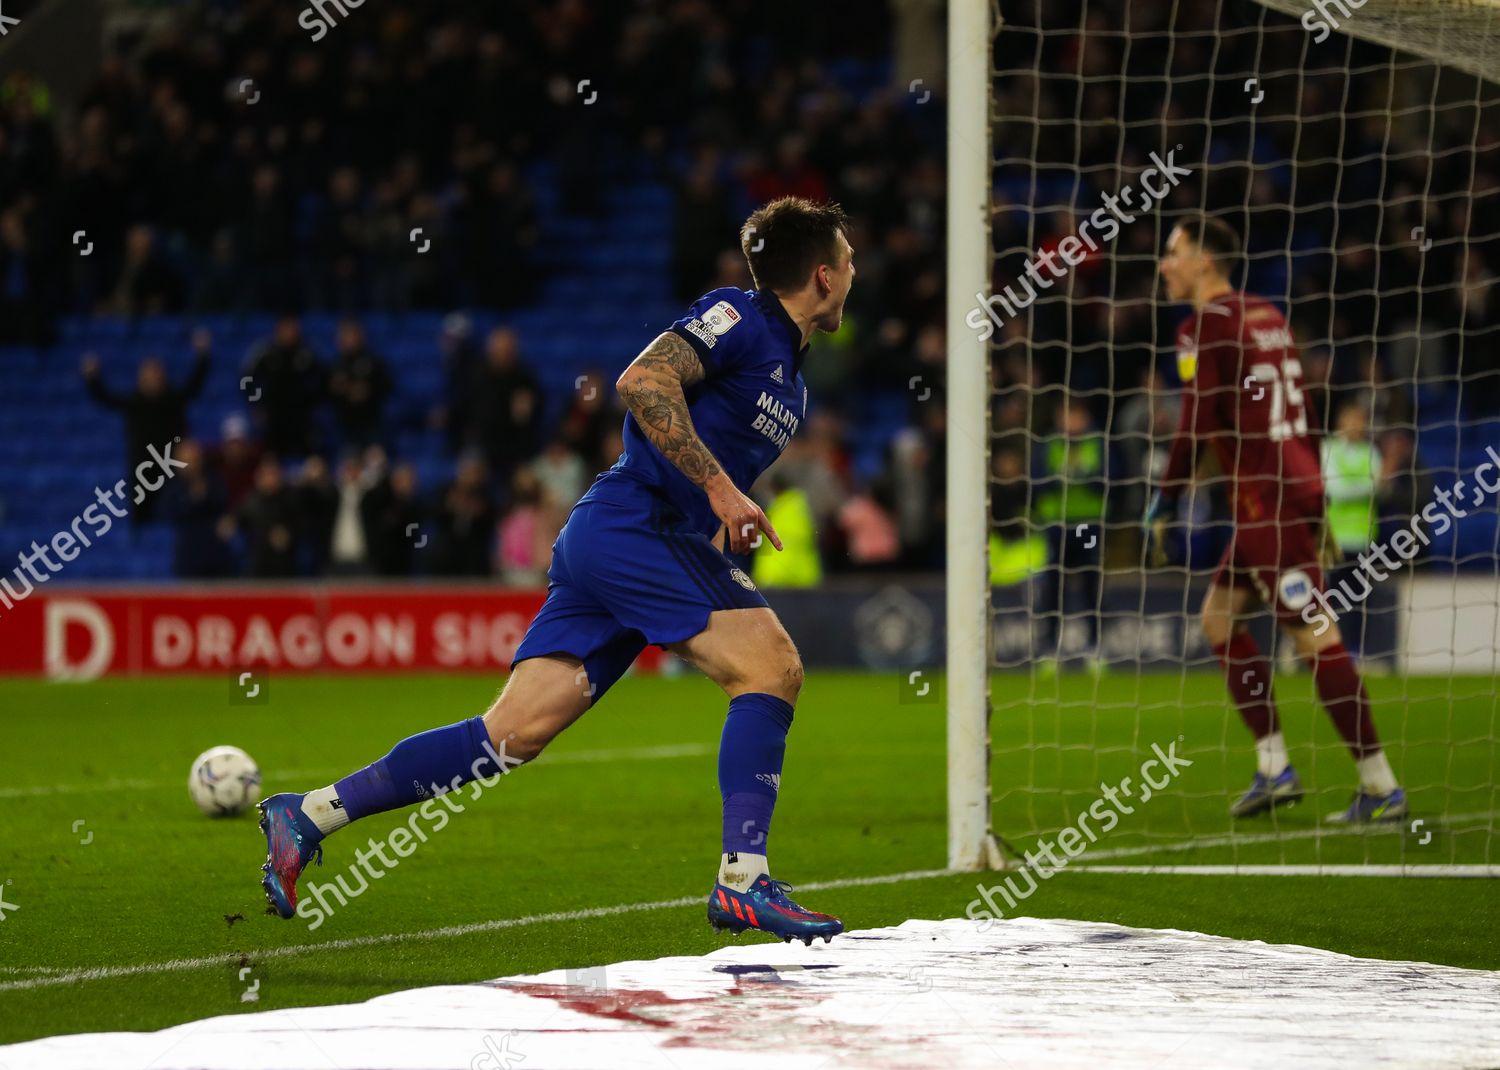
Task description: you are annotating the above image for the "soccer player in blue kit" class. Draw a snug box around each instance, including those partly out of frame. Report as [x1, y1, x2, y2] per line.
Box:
[258, 197, 852, 944]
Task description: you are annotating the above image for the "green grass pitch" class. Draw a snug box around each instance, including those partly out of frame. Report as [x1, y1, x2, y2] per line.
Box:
[0, 670, 1496, 1044]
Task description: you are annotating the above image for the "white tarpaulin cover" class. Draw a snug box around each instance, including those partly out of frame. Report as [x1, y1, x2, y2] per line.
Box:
[4, 916, 1500, 1069]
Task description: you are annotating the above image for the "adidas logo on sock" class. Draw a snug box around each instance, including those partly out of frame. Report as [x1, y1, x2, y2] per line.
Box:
[770, 364, 784, 384]
[756, 772, 781, 791]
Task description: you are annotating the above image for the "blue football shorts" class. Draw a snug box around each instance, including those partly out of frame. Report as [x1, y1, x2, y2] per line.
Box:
[511, 484, 767, 703]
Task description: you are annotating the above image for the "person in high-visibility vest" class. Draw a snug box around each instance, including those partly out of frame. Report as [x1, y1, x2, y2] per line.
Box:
[1321, 399, 1385, 659]
[1032, 395, 1110, 665]
[752, 477, 823, 587]
[990, 446, 1047, 586]
[1321, 400, 1382, 554]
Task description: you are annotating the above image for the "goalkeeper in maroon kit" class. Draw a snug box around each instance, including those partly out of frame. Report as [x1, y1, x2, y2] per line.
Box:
[1148, 218, 1405, 822]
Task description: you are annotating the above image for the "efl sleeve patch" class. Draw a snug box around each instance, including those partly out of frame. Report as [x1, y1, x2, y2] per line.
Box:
[668, 292, 750, 375]
[702, 300, 742, 335]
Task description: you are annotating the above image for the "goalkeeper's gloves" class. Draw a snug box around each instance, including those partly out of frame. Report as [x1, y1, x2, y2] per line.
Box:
[1143, 490, 1177, 569]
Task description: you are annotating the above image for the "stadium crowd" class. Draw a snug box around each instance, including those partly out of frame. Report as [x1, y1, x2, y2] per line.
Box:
[76, 316, 616, 581]
[2, 0, 952, 580]
[75, 312, 942, 582]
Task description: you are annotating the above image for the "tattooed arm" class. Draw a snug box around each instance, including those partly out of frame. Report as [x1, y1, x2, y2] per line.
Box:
[616, 331, 781, 554]
[615, 331, 722, 486]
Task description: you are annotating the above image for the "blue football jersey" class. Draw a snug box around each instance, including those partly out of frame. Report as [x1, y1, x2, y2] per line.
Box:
[583, 287, 809, 538]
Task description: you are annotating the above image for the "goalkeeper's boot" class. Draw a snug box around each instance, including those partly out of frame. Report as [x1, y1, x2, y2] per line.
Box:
[1328, 786, 1407, 824]
[258, 793, 325, 919]
[1229, 766, 1304, 818]
[707, 875, 843, 945]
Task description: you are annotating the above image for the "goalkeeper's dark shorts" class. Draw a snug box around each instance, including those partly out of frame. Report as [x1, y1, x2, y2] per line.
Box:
[1213, 502, 1333, 628]
[511, 481, 768, 704]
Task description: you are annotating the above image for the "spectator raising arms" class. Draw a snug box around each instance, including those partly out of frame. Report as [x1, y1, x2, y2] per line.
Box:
[82, 327, 211, 523]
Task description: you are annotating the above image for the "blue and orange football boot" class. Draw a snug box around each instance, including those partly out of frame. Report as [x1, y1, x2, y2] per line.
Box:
[707, 874, 844, 945]
[258, 793, 324, 919]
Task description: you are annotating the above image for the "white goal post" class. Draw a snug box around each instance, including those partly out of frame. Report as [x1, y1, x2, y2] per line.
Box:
[945, 0, 1003, 871]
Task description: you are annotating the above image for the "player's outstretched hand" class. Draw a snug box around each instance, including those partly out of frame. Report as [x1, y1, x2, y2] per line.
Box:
[708, 476, 782, 555]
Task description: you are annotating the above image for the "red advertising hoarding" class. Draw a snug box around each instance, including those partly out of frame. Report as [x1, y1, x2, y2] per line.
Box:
[0, 586, 665, 680]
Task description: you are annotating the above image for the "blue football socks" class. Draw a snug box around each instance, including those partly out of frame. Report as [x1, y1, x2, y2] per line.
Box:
[719, 692, 795, 856]
[331, 716, 506, 823]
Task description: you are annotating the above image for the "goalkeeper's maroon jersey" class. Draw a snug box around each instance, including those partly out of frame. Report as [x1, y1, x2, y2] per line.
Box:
[1163, 291, 1324, 523]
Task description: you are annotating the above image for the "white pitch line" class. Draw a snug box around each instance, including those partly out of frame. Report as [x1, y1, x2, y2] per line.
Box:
[1066, 864, 1500, 877]
[0, 867, 952, 994]
[0, 743, 715, 799]
[1053, 808, 1500, 864]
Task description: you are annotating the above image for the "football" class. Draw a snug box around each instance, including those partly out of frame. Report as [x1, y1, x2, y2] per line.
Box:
[187, 745, 262, 817]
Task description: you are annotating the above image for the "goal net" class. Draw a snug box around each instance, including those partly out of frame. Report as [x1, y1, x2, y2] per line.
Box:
[948, 0, 1500, 876]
